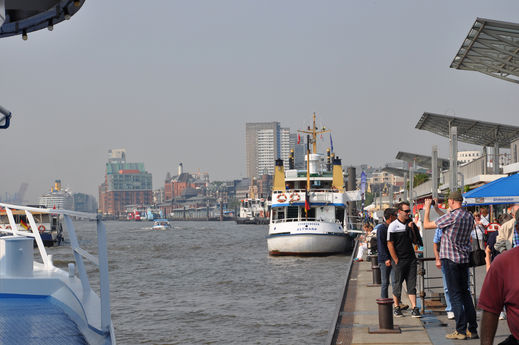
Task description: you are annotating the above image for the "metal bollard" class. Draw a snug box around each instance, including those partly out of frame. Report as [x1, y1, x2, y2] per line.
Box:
[369, 298, 401, 333]
[370, 255, 378, 267]
[372, 265, 381, 285]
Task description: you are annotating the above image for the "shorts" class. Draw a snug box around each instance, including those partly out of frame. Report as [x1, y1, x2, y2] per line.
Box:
[391, 257, 417, 300]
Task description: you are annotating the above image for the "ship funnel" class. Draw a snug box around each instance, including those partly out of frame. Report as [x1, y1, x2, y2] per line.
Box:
[54, 180, 62, 192]
[332, 157, 344, 192]
[273, 159, 286, 192]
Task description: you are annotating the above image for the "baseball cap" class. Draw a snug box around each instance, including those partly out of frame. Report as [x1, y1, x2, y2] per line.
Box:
[448, 190, 463, 202]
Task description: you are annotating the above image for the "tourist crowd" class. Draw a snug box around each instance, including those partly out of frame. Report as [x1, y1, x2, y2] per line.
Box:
[354, 191, 519, 344]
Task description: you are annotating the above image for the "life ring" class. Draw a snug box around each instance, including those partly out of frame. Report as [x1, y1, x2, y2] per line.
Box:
[38, 225, 46, 233]
[277, 193, 287, 203]
[289, 193, 300, 202]
[5, 225, 11, 230]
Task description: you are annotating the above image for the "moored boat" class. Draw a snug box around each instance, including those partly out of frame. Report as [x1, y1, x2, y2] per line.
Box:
[267, 114, 357, 255]
[0, 203, 115, 344]
[0, 208, 64, 246]
[236, 198, 269, 224]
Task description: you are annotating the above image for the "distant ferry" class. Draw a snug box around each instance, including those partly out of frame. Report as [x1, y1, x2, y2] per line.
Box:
[236, 198, 269, 224]
[267, 114, 359, 255]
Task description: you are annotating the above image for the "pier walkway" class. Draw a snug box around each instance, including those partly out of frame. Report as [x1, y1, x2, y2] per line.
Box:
[327, 259, 512, 345]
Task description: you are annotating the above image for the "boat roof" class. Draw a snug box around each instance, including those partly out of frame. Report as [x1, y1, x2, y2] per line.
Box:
[153, 219, 169, 222]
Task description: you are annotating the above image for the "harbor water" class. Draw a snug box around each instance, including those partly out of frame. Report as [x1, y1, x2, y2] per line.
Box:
[48, 221, 350, 345]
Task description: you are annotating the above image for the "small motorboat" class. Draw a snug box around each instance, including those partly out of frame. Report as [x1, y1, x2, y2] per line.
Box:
[152, 219, 172, 230]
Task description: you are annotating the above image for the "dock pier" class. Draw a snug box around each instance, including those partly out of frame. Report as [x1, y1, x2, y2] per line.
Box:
[326, 243, 512, 345]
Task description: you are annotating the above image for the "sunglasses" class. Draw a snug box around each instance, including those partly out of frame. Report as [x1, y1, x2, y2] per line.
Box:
[400, 209, 411, 213]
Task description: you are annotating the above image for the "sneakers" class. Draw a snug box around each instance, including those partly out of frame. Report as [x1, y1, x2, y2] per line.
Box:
[466, 330, 479, 339]
[446, 311, 455, 319]
[411, 307, 421, 318]
[394, 306, 403, 317]
[445, 331, 466, 340]
[499, 311, 507, 320]
[399, 303, 409, 311]
[354, 258, 363, 262]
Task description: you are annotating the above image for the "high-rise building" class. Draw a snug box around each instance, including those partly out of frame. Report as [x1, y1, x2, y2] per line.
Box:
[246, 122, 295, 179]
[99, 149, 153, 217]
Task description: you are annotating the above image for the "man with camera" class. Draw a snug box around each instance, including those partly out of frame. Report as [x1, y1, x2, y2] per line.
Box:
[423, 191, 478, 340]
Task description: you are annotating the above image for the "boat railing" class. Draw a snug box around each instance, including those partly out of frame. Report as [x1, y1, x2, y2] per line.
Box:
[271, 217, 341, 224]
[0, 203, 113, 337]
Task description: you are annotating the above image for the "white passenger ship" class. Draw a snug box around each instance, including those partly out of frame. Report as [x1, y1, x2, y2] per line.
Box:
[267, 114, 359, 255]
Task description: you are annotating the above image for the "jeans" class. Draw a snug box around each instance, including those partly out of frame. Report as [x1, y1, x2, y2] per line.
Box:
[441, 264, 471, 312]
[379, 262, 393, 298]
[442, 259, 477, 334]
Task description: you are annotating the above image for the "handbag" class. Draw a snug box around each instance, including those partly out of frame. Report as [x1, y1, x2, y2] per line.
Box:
[469, 226, 486, 267]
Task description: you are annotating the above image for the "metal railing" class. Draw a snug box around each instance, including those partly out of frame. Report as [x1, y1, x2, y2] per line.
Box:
[271, 217, 342, 224]
[0, 203, 114, 337]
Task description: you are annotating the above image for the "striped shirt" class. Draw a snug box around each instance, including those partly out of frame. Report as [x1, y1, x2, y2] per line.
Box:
[436, 208, 474, 264]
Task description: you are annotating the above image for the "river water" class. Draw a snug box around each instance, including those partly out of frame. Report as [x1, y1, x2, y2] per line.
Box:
[48, 221, 350, 345]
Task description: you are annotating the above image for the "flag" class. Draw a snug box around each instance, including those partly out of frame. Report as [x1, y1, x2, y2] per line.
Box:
[305, 190, 310, 213]
[297, 133, 301, 145]
[20, 219, 29, 230]
[330, 133, 334, 152]
[360, 171, 367, 194]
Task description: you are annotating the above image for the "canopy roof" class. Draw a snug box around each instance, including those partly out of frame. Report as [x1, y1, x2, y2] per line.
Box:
[395, 151, 450, 171]
[463, 173, 519, 205]
[0, 0, 85, 39]
[450, 18, 519, 84]
[415, 112, 519, 148]
[382, 166, 408, 177]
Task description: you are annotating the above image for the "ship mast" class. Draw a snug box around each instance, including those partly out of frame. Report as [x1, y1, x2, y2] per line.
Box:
[297, 113, 330, 154]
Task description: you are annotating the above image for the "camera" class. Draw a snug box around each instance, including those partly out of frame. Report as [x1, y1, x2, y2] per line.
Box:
[431, 200, 435, 206]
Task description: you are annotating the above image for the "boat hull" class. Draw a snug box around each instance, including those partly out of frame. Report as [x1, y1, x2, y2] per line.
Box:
[267, 221, 347, 255]
[267, 233, 347, 255]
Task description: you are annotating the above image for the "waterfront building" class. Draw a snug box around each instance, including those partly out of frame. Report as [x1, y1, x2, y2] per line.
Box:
[164, 163, 207, 200]
[245, 122, 294, 179]
[39, 179, 73, 209]
[98, 149, 152, 217]
[72, 193, 98, 213]
[457, 150, 481, 164]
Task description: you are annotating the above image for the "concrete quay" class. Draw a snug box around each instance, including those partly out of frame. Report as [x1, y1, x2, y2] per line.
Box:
[327, 258, 512, 345]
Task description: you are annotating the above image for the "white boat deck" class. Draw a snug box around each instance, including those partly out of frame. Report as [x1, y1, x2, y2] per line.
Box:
[0, 295, 88, 344]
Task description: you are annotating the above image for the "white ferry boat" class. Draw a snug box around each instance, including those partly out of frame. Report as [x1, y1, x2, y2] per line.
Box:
[0, 203, 116, 344]
[267, 115, 358, 255]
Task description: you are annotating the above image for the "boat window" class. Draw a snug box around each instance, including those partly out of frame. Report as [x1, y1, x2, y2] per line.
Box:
[335, 207, 345, 226]
[274, 209, 285, 220]
[287, 206, 298, 220]
[305, 207, 316, 219]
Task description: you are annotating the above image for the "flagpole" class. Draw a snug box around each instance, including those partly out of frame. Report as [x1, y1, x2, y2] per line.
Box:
[306, 135, 310, 220]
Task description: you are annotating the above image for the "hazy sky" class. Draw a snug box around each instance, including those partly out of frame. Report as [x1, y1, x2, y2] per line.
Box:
[1, 0, 519, 203]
